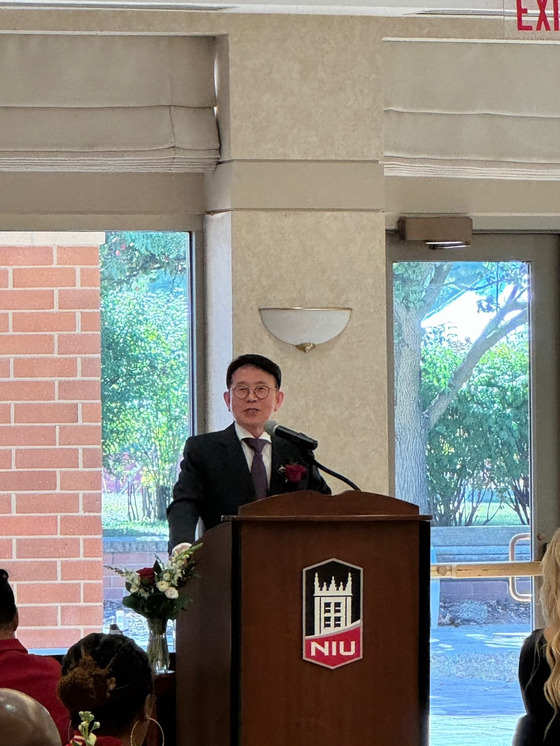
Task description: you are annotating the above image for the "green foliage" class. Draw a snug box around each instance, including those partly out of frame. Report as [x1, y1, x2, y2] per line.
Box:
[423, 328, 529, 526]
[101, 231, 191, 523]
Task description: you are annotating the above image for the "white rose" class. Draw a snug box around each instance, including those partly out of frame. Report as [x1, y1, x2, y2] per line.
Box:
[171, 542, 192, 555]
[156, 580, 170, 592]
[164, 587, 179, 599]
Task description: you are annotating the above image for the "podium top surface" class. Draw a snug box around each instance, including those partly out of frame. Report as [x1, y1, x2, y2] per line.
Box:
[233, 490, 431, 522]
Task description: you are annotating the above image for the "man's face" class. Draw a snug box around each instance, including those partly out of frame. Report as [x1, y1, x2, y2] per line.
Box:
[224, 365, 284, 437]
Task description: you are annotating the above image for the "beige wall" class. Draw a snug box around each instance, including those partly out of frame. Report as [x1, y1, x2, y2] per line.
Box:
[1, 7, 557, 496]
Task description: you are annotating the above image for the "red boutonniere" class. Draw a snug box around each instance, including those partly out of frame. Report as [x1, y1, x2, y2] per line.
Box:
[279, 463, 307, 483]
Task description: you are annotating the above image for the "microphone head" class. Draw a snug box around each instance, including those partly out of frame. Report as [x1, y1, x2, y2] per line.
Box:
[264, 420, 277, 436]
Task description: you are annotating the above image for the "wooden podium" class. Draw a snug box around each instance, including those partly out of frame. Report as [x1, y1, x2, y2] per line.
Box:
[175, 491, 430, 746]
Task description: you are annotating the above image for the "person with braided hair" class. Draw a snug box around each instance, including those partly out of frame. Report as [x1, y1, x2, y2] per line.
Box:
[58, 633, 155, 746]
[0, 568, 69, 744]
[515, 527, 560, 745]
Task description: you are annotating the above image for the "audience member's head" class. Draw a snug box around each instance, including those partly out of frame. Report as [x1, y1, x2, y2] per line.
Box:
[0, 688, 60, 746]
[0, 568, 18, 638]
[58, 633, 153, 744]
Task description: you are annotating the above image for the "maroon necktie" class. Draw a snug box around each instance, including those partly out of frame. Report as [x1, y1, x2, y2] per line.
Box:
[244, 438, 268, 499]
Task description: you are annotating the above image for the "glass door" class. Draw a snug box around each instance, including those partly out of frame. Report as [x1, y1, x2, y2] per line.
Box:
[389, 233, 560, 746]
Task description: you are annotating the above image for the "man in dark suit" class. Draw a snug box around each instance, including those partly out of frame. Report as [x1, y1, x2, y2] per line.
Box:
[167, 353, 330, 548]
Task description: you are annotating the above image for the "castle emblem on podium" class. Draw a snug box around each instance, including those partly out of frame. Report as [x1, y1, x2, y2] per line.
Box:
[302, 558, 363, 669]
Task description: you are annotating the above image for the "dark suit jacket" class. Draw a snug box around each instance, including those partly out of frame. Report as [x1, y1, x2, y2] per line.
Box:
[167, 422, 331, 547]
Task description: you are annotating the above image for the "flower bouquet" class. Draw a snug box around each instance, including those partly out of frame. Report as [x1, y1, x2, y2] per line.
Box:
[107, 541, 200, 673]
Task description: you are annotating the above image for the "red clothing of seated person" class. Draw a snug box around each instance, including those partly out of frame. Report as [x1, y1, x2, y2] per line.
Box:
[0, 569, 69, 745]
[0, 639, 69, 743]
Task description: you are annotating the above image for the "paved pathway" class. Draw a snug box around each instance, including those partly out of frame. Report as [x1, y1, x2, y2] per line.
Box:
[430, 624, 530, 746]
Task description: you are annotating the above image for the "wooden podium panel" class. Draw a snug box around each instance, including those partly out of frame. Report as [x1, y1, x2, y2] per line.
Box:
[176, 491, 430, 746]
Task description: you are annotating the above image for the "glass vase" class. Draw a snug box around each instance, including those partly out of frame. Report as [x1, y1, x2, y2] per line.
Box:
[146, 617, 170, 674]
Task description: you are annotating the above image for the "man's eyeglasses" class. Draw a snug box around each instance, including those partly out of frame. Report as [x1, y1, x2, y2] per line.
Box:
[231, 385, 277, 400]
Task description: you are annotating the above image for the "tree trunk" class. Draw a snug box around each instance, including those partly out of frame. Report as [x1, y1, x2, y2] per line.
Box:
[394, 303, 430, 514]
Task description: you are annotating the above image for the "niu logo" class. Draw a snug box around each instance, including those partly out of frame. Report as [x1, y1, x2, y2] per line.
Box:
[302, 558, 363, 669]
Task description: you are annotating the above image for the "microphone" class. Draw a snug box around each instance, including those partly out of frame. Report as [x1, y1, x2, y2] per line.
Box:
[264, 420, 318, 451]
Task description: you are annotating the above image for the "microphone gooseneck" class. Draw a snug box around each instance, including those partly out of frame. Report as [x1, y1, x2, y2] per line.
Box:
[264, 420, 360, 490]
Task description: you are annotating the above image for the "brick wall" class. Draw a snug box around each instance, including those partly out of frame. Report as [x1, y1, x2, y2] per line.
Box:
[0, 232, 105, 650]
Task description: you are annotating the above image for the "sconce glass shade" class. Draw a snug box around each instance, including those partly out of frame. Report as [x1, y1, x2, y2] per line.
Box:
[259, 307, 352, 353]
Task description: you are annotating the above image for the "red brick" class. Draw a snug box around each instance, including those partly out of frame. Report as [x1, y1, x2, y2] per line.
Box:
[0, 404, 11, 423]
[80, 357, 101, 378]
[0, 515, 58, 535]
[82, 583, 104, 603]
[60, 514, 101, 536]
[12, 312, 77, 333]
[0, 314, 9, 333]
[8, 560, 58, 582]
[0, 290, 54, 310]
[58, 334, 100, 355]
[0, 539, 13, 559]
[81, 403, 101, 423]
[82, 449, 102, 469]
[16, 448, 79, 469]
[18, 605, 59, 627]
[82, 538, 103, 558]
[57, 246, 99, 266]
[0, 247, 53, 266]
[61, 605, 102, 626]
[59, 425, 101, 446]
[58, 289, 100, 310]
[18, 582, 82, 604]
[0, 470, 57, 491]
[16, 537, 80, 559]
[0, 425, 56, 446]
[0, 450, 12, 469]
[0, 494, 12, 513]
[0, 335, 55, 355]
[80, 311, 100, 332]
[81, 492, 102, 511]
[16, 493, 80, 514]
[61, 560, 103, 581]
[13, 267, 77, 288]
[13, 357, 77, 379]
[18, 627, 82, 651]
[79, 268, 100, 288]
[58, 380, 100, 401]
[0, 269, 8, 288]
[0, 359, 10, 377]
[0, 381, 55, 402]
[59, 470, 102, 491]
[15, 402, 78, 424]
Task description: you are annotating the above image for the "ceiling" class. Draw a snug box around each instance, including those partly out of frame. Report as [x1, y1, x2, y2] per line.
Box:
[0, 0, 511, 18]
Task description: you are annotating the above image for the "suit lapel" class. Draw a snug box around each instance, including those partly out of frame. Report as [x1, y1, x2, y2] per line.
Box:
[270, 436, 294, 494]
[218, 423, 255, 500]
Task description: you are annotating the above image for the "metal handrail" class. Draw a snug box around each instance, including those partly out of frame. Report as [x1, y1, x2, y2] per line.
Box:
[431, 560, 541, 579]
[509, 533, 532, 603]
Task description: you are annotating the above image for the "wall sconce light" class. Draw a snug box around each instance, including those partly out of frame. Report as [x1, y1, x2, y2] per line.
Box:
[259, 307, 352, 353]
[398, 216, 472, 249]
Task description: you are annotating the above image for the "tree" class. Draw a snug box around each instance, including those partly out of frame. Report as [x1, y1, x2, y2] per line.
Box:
[393, 260, 528, 515]
[423, 331, 529, 525]
[100, 232, 190, 523]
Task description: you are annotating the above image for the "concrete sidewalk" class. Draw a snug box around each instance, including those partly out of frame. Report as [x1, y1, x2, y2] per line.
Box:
[430, 623, 530, 746]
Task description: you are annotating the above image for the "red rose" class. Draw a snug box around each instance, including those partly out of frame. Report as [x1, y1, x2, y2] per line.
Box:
[137, 567, 155, 585]
[283, 464, 307, 483]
